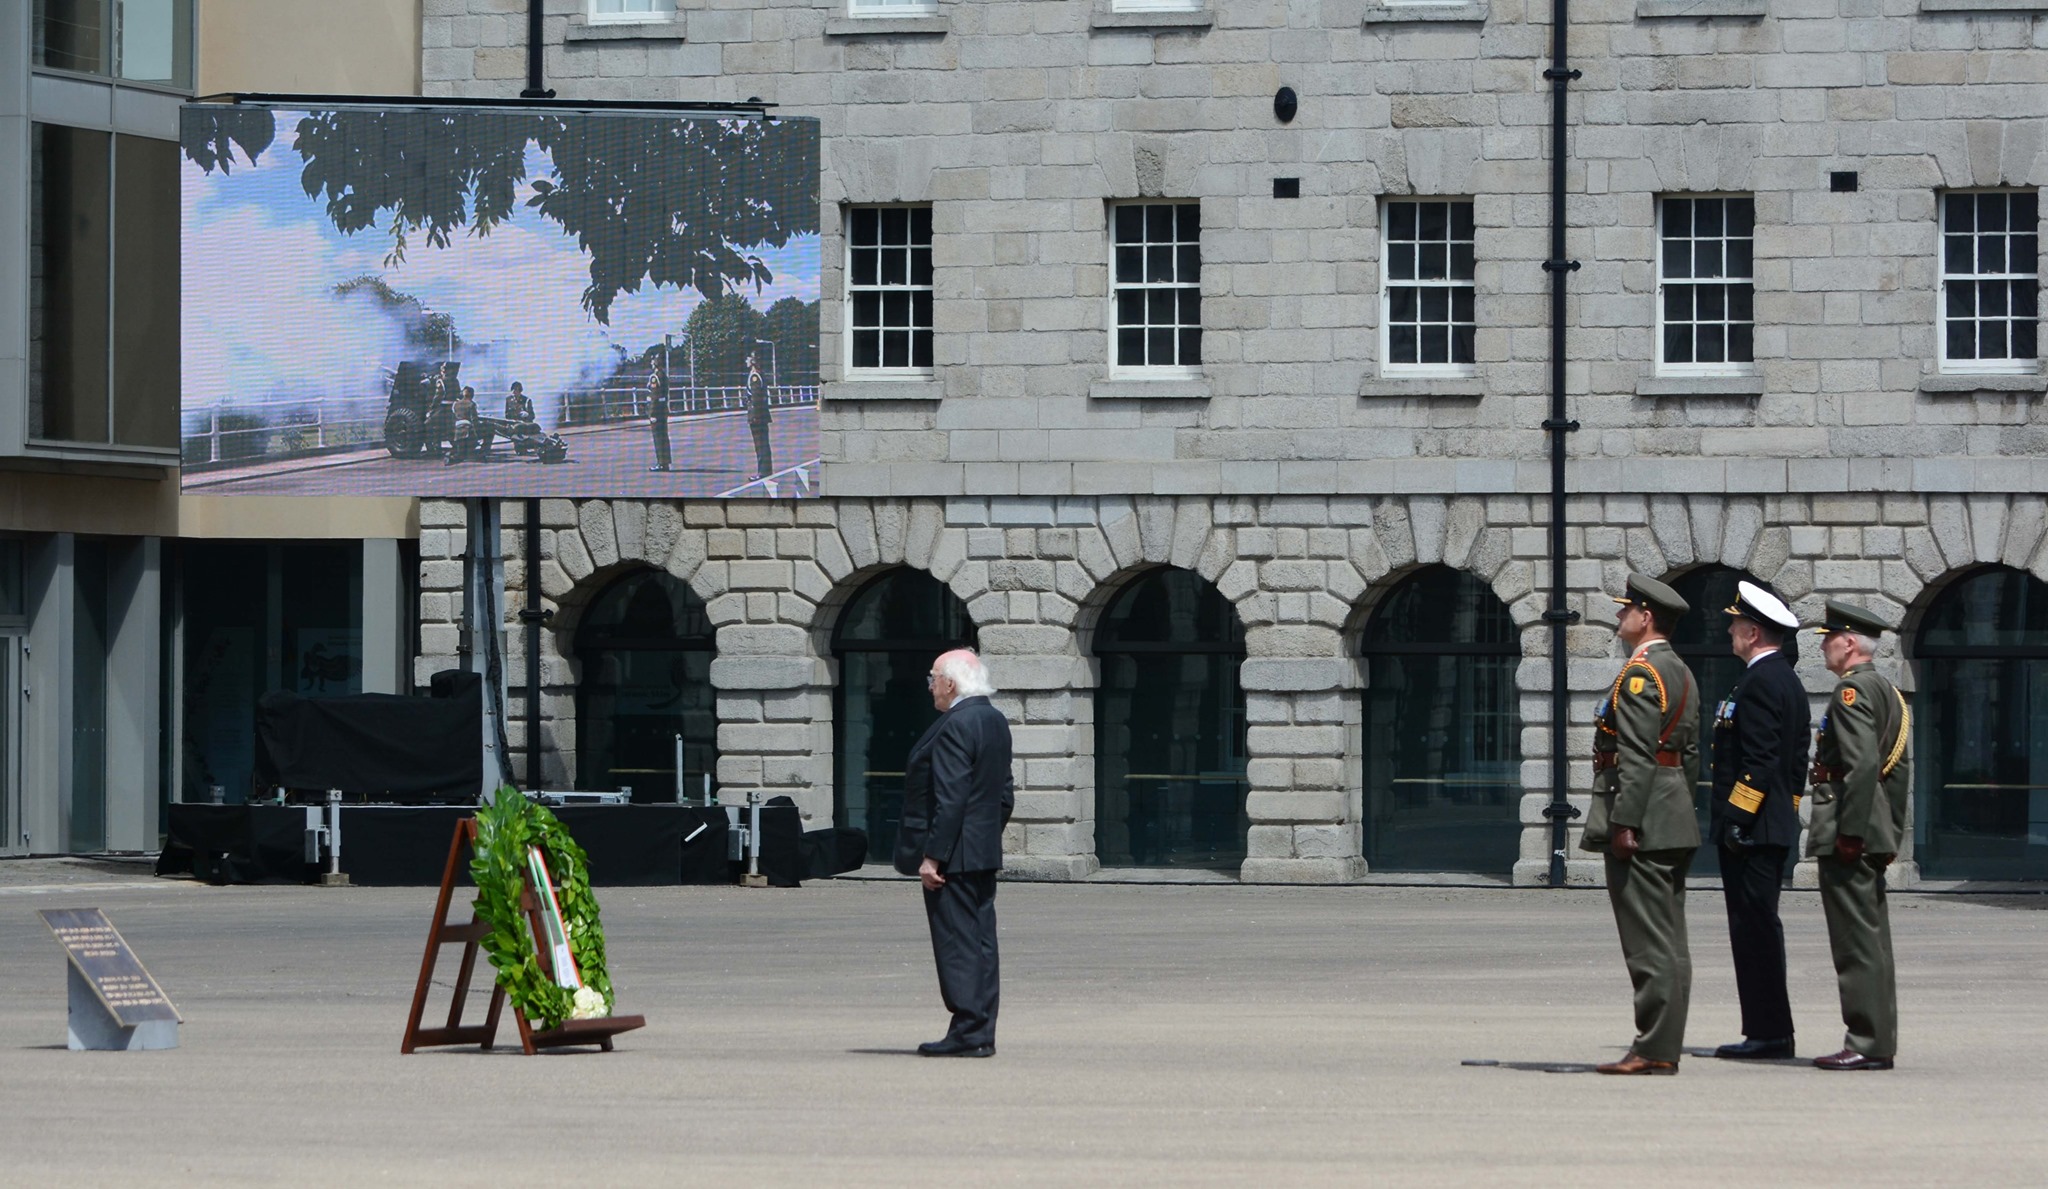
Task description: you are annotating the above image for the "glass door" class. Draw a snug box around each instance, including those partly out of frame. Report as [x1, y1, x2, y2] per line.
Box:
[0, 637, 23, 856]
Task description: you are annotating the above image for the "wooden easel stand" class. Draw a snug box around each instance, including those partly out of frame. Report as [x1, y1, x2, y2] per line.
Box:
[400, 817, 646, 1055]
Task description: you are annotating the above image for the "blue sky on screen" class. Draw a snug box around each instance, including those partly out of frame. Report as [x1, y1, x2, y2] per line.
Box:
[182, 108, 818, 420]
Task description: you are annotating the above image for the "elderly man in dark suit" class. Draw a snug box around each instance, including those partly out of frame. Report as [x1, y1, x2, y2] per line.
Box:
[897, 648, 1014, 1058]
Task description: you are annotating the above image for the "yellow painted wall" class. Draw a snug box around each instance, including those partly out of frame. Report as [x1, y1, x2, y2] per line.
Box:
[198, 0, 423, 96]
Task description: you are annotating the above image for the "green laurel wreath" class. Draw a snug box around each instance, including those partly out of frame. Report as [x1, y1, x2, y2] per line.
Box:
[469, 787, 613, 1030]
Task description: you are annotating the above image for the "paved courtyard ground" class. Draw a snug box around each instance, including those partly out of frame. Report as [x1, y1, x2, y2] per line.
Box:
[1, 860, 2043, 1186]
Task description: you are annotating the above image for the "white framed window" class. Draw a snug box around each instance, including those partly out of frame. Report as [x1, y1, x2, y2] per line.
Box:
[846, 205, 933, 375]
[1111, 0, 1204, 13]
[1941, 190, 2039, 374]
[1381, 198, 1476, 376]
[1110, 201, 1201, 377]
[588, 0, 672, 23]
[1657, 195, 1755, 376]
[849, 0, 939, 16]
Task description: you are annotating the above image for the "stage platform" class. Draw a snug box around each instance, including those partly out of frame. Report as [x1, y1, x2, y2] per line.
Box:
[156, 802, 860, 887]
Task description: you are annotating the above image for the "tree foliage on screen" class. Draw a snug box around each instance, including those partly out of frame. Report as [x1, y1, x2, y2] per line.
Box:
[182, 106, 818, 325]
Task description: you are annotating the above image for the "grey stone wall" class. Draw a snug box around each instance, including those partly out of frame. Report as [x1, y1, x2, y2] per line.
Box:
[416, 491, 2048, 883]
[424, 0, 2048, 503]
[412, 2, 2048, 880]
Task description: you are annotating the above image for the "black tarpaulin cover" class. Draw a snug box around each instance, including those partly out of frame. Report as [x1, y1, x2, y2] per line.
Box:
[252, 670, 482, 799]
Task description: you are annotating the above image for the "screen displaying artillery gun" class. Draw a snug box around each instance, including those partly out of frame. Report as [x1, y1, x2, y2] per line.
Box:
[383, 362, 568, 464]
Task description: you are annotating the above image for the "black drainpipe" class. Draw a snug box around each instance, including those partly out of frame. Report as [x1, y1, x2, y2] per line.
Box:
[518, 2, 550, 788]
[521, 0, 555, 100]
[519, 500, 549, 790]
[1540, 1, 1583, 887]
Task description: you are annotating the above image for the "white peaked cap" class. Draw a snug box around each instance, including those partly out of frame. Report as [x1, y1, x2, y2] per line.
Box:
[1725, 579, 1799, 630]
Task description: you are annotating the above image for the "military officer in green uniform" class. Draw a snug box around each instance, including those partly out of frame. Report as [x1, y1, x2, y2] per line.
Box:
[1807, 600, 1911, 1071]
[1585, 574, 1703, 1075]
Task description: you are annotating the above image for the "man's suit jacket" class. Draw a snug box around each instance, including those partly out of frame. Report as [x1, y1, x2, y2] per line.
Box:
[897, 694, 1015, 874]
[1710, 649, 1810, 849]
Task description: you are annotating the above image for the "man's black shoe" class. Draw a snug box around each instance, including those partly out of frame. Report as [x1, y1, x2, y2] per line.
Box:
[1715, 1036, 1796, 1060]
[647, 464, 669, 472]
[917, 1039, 994, 1058]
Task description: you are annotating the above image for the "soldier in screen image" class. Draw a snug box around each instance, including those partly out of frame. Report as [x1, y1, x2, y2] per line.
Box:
[1806, 600, 1912, 1071]
[445, 385, 480, 465]
[504, 381, 535, 426]
[646, 353, 671, 473]
[746, 354, 774, 480]
[1583, 574, 1703, 1076]
[1708, 580, 1810, 1061]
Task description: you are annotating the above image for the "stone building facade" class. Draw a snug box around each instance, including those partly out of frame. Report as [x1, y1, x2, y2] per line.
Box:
[417, 0, 2048, 883]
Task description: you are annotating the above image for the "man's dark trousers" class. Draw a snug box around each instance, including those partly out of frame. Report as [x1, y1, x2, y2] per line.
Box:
[924, 869, 999, 1047]
[650, 404, 671, 468]
[1719, 843, 1795, 1041]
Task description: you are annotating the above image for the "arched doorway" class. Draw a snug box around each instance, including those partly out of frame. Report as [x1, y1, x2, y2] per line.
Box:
[574, 570, 716, 800]
[1912, 565, 2048, 879]
[1360, 565, 1522, 873]
[831, 568, 977, 864]
[1669, 565, 1777, 837]
[1093, 567, 1248, 870]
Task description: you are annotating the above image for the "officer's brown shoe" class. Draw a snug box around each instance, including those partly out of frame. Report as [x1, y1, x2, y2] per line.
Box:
[1596, 1053, 1678, 1075]
[1814, 1048, 1893, 1071]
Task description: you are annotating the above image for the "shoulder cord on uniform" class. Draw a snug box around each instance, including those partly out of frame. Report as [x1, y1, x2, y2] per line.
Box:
[1881, 688, 1911, 779]
[1605, 659, 1668, 713]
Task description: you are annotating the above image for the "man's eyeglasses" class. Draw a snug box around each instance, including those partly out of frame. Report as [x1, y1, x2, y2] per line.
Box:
[926, 673, 940, 688]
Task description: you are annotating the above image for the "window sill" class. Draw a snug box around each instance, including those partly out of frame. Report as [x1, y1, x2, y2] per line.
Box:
[1636, 0, 1766, 17]
[824, 15, 948, 35]
[1359, 376, 1485, 397]
[1919, 372, 2047, 393]
[823, 379, 943, 401]
[23, 440, 180, 469]
[1636, 375, 1764, 397]
[566, 18, 687, 42]
[1092, 1, 1215, 29]
[1920, 0, 2048, 10]
[1090, 378, 1212, 400]
[1361, 2, 1488, 23]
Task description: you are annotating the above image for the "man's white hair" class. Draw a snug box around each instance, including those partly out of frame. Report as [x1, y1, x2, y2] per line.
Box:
[1842, 631, 1881, 658]
[940, 651, 997, 698]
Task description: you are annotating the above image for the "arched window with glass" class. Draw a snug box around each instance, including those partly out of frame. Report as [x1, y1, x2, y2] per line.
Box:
[832, 568, 977, 864]
[1094, 568, 1248, 870]
[1669, 565, 1777, 836]
[1360, 565, 1522, 873]
[1912, 565, 2048, 880]
[574, 570, 717, 801]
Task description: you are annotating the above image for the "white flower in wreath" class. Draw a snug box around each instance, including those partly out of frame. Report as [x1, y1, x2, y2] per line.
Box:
[571, 985, 610, 1020]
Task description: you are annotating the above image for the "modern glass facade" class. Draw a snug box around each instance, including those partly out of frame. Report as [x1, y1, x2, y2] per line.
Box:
[179, 541, 365, 804]
[574, 569, 716, 800]
[1361, 566, 1521, 873]
[1094, 568, 1247, 870]
[1913, 565, 2048, 880]
[832, 568, 976, 862]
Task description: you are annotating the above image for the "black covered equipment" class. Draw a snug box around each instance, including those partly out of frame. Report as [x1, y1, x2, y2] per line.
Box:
[252, 670, 482, 800]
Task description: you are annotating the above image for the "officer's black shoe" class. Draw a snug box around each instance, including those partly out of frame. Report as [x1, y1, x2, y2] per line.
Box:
[917, 1039, 994, 1058]
[1715, 1036, 1796, 1060]
[647, 464, 669, 472]
[1814, 1048, 1892, 1071]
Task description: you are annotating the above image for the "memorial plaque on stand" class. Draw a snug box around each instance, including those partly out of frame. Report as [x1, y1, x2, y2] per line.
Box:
[39, 908, 182, 1051]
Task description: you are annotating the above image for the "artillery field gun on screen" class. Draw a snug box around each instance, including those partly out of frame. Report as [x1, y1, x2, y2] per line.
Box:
[382, 361, 569, 464]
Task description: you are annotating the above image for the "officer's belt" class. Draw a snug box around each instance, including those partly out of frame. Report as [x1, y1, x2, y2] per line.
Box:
[1592, 749, 1684, 773]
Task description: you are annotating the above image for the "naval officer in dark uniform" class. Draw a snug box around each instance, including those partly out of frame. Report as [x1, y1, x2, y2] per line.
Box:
[1584, 574, 1703, 1075]
[1709, 580, 1810, 1060]
[1807, 600, 1911, 1071]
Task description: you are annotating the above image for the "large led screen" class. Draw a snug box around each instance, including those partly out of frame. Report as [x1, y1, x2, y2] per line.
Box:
[180, 103, 820, 498]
